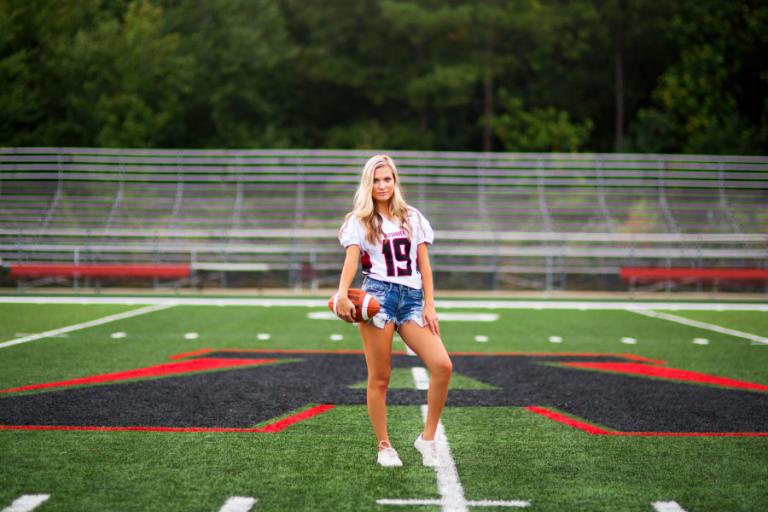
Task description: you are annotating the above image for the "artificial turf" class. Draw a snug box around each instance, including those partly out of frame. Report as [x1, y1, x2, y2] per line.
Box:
[1, 299, 766, 511]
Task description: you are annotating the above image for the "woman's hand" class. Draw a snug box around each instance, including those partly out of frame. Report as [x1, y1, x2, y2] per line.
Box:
[336, 293, 357, 323]
[423, 301, 440, 336]
[336, 245, 361, 323]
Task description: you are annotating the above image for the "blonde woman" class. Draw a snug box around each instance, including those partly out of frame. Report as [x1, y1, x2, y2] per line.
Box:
[336, 154, 452, 467]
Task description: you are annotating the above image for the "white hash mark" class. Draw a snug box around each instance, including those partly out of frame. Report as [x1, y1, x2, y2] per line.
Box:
[1, 494, 50, 512]
[218, 496, 257, 512]
[652, 501, 688, 512]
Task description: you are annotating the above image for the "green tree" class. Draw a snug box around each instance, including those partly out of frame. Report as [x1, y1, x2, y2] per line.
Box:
[1, 0, 764, 154]
[0, 0, 103, 145]
[626, 1, 768, 154]
[164, 0, 296, 147]
[491, 90, 592, 151]
[62, 0, 192, 146]
[278, 0, 427, 149]
[0, 0, 192, 147]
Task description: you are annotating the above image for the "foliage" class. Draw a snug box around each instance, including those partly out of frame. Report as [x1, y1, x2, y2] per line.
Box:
[626, 1, 768, 154]
[492, 90, 593, 152]
[0, 0, 765, 153]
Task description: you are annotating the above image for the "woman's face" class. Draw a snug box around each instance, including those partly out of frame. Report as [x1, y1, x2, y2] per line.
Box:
[372, 165, 395, 204]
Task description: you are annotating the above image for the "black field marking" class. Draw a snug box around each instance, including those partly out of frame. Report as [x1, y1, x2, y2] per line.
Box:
[1, 352, 767, 434]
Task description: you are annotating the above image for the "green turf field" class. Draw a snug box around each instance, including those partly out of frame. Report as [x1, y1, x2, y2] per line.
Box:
[1, 297, 767, 512]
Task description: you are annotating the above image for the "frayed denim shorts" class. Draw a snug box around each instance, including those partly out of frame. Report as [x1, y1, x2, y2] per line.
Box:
[362, 277, 425, 329]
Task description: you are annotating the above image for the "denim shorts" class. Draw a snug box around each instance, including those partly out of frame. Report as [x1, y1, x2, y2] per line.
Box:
[362, 277, 425, 329]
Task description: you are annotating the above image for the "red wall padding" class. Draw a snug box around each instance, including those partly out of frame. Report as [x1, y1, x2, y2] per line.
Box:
[9, 263, 190, 279]
[620, 267, 768, 281]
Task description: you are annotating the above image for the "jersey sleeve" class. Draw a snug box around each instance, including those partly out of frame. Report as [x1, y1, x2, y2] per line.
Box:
[413, 209, 434, 245]
[339, 215, 364, 247]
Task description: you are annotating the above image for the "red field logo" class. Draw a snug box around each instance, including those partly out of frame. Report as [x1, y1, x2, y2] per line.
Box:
[1, 349, 767, 436]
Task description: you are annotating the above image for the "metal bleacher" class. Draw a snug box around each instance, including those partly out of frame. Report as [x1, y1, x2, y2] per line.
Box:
[1, 147, 766, 292]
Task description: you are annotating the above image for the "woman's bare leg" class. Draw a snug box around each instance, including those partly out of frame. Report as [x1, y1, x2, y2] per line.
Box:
[359, 321, 396, 446]
[397, 321, 452, 440]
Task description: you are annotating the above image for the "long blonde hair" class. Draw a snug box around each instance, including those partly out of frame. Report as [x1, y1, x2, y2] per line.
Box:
[344, 154, 411, 245]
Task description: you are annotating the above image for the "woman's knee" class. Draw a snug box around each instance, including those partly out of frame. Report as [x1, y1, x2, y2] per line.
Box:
[430, 356, 453, 379]
[368, 370, 391, 391]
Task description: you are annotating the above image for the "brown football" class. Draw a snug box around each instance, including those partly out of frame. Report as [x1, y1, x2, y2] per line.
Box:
[328, 288, 381, 322]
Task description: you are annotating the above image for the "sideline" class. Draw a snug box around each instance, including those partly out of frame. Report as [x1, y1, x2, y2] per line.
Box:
[629, 309, 768, 345]
[0, 303, 175, 350]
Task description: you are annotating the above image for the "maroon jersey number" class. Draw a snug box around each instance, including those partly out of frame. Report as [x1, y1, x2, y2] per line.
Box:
[382, 238, 412, 277]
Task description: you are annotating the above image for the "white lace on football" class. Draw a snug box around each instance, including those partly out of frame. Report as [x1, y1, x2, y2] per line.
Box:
[361, 293, 373, 320]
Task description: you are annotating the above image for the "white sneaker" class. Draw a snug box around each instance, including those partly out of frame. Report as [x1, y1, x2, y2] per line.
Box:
[414, 433, 439, 467]
[377, 441, 403, 467]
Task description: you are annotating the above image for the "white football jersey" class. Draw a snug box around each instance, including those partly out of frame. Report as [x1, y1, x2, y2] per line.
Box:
[339, 207, 434, 289]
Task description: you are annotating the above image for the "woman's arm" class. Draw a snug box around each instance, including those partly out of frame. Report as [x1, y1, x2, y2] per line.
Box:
[336, 244, 361, 322]
[417, 242, 440, 336]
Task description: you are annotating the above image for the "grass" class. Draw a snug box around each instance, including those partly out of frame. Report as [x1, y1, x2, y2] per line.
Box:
[1, 406, 437, 512]
[445, 407, 768, 511]
[0, 298, 767, 511]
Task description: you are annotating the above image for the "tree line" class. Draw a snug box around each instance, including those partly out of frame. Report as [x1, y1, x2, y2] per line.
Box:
[1, 0, 766, 154]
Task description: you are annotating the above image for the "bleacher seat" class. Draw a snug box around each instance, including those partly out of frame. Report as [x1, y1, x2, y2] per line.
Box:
[1, 148, 766, 291]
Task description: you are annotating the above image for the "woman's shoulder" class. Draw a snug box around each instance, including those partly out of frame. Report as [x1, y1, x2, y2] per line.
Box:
[341, 211, 362, 227]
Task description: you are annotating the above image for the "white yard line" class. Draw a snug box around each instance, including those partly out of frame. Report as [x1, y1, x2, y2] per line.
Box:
[420, 404, 469, 512]
[1, 495, 50, 512]
[652, 501, 688, 512]
[0, 303, 175, 350]
[435, 301, 768, 312]
[1, 295, 767, 311]
[412, 367, 430, 390]
[429, 313, 498, 322]
[629, 309, 768, 345]
[218, 497, 257, 512]
[376, 499, 529, 507]
[463, 500, 529, 507]
[378, 367, 530, 509]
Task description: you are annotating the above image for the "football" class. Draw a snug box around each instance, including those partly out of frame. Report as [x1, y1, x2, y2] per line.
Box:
[328, 289, 381, 323]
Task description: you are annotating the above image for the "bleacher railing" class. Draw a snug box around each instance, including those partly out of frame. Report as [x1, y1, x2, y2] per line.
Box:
[1, 147, 766, 292]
